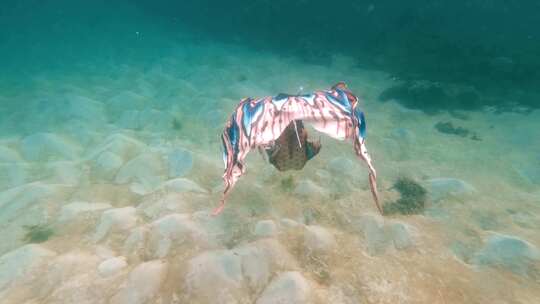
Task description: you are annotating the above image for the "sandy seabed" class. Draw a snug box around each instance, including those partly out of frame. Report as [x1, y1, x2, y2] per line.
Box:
[0, 36, 539, 304]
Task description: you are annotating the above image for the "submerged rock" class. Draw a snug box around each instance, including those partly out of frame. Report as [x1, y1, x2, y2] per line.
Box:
[294, 179, 328, 199]
[191, 210, 234, 247]
[149, 213, 208, 258]
[115, 152, 166, 194]
[0, 146, 22, 163]
[0, 183, 62, 254]
[472, 234, 540, 276]
[249, 239, 298, 270]
[256, 271, 311, 304]
[354, 214, 414, 255]
[327, 285, 358, 304]
[389, 223, 413, 250]
[118, 110, 141, 130]
[0, 244, 56, 292]
[426, 178, 475, 202]
[32, 251, 103, 304]
[98, 256, 128, 277]
[59, 201, 111, 222]
[21, 133, 82, 161]
[390, 128, 416, 145]
[163, 178, 207, 194]
[110, 260, 167, 304]
[185, 250, 244, 302]
[108, 91, 148, 115]
[281, 218, 302, 228]
[93, 207, 138, 242]
[514, 165, 540, 185]
[115, 152, 164, 184]
[123, 226, 149, 257]
[94, 151, 124, 179]
[89, 133, 144, 161]
[304, 225, 337, 255]
[327, 157, 355, 176]
[0, 182, 56, 223]
[137, 193, 191, 220]
[357, 214, 387, 255]
[118, 109, 174, 131]
[46, 161, 83, 185]
[95, 245, 116, 259]
[167, 148, 193, 178]
[63, 95, 106, 126]
[142, 109, 175, 132]
[184, 239, 297, 302]
[43, 251, 100, 291]
[326, 157, 367, 184]
[0, 162, 29, 190]
[380, 138, 402, 160]
[233, 243, 272, 294]
[254, 220, 278, 238]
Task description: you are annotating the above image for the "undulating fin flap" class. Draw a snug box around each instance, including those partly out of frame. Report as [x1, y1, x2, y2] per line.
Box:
[369, 172, 382, 214]
[354, 137, 381, 214]
[332, 81, 358, 105]
[214, 112, 248, 216]
[331, 82, 348, 91]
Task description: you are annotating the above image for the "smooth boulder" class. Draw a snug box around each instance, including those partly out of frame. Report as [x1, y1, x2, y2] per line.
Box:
[167, 148, 193, 178]
[472, 234, 540, 276]
[256, 271, 311, 304]
[0, 244, 56, 292]
[93, 207, 137, 242]
[110, 260, 167, 304]
[426, 178, 475, 202]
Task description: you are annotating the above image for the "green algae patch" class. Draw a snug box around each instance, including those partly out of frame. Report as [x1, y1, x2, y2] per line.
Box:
[172, 117, 183, 130]
[384, 177, 427, 215]
[435, 121, 482, 141]
[280, 175, 296, 193]
[23, 224, 55, 244]
[435, 121, 470, 137]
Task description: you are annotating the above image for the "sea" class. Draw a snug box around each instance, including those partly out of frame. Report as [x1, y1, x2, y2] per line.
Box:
[1, 1, 539, 303]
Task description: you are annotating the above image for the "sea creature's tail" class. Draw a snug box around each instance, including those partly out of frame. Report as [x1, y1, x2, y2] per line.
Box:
[354, 137, 381, 214]
[213, 114, 246, 215]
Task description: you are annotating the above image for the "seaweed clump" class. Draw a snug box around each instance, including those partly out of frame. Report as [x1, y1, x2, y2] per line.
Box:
[378, 82, 483, 114]
[237, 74, 247, 82]
[435, 122, 481, 141]
[384, 177, 427, 215]
[23, 224, 54, 243]
[435, 122, 469, 137]
[379, 83, 447, 114]
[172, 117, 183, 130]
[280, 175, 296, 192]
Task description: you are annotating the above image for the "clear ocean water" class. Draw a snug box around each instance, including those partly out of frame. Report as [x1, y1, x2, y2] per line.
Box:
[1, 1, 539, 303]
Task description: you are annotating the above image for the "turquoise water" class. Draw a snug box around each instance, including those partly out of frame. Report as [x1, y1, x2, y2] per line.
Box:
[1, 1, 539, 303]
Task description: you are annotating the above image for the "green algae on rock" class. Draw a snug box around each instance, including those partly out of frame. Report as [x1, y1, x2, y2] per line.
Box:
[280, 176, 296, 193]
[383, 177, 427, 215]
[23, 224, 54, 244]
